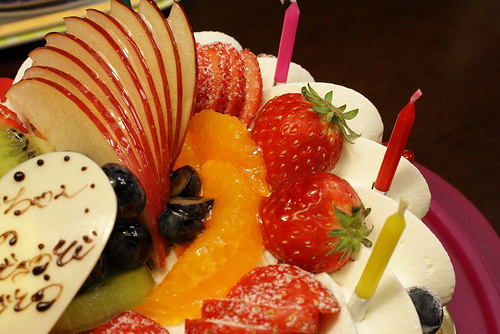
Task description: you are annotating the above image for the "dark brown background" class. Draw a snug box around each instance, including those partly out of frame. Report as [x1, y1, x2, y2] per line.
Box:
[1, 0, 499, 237]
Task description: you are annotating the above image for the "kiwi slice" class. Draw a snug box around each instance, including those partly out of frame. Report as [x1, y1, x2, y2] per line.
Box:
[0, 124, 54, 178]
[51, 265, 156, 333]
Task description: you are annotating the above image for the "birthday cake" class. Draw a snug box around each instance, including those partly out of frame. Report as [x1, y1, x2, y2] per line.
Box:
[0, 0, 455, 333]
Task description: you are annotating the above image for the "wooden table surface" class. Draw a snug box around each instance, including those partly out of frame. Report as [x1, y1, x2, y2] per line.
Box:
[1, 0, 499, 237]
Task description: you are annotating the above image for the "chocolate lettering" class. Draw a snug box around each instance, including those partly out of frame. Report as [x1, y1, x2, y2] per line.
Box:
[0, 231, 17, 247]
[2, 183, 88, 217]
[0, 252, 52, 283]
[0, 284, 63, 314]
[53, 238, 95, 267]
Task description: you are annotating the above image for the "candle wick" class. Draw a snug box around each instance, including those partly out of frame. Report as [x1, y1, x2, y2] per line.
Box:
[410, 89, 422, 103]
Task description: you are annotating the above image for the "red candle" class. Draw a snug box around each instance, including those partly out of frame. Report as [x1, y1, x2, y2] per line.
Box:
[374, 89, 422, 192]
[274, 0, 300, 85]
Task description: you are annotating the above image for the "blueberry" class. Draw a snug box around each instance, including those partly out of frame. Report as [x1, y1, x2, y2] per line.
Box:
[102, 163, 146, 220]
[168, 196, 214, 221]
[79, 253, 107, 293]
[105, 219, 152, 270]
[406, 286, 443, 334]
[170, 165, 202, 197]
[158, 209, 205, 245]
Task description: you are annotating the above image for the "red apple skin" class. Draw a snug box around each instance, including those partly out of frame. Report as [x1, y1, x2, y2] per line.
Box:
[106, 1, 170, 175]
[138, 0, 182, 163]
[64, 17, 162, 180]
[167, 2, 198, 159]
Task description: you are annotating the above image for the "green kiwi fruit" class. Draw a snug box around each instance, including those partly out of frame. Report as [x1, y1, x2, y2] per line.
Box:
[0, 124, 54, 178]
[51, 265, 156, 333]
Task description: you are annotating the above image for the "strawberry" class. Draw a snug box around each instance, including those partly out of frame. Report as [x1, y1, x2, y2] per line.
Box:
[81, 311, 169, 334]
[251, 84, 359, 188]
[259, 173, 372, 273]
[185, 318, 279, 334]
[201, 298, 319, 333]
[0, 77, 13, 103]
[0, 104, 29, 132]
[238, 49, 263, 126]
[226, 264, 339, 314]
[220, 43, 245, 116]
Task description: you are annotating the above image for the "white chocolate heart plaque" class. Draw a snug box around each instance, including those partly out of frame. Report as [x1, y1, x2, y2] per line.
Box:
[0, 152, 117, 333]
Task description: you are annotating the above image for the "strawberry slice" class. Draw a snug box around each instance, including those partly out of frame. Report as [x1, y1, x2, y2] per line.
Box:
[202, 298, 319, 333]
[219, 42, 245, 117]
[0, 77, 13, 103]
[185, 319, 282, 334]
[195, 42, 230, 114]
[0, 104, 29, 133]
[238, 49, 262, 126]
[194, 43, 214, 114]
[226, 264, 339, 314]
[81, 311, 169, 334]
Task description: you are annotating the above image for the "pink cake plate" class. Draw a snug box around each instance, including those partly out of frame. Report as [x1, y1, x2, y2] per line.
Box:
[417, 164, 500, 333]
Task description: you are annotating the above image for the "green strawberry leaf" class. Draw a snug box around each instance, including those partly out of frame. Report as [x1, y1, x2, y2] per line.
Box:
[327, 204, 373, 258]
[301, 84, 361, 144]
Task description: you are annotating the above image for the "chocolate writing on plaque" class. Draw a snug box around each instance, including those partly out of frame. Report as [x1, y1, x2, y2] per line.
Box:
[0, 229, 99, 315]
[1, 183, 87, 217]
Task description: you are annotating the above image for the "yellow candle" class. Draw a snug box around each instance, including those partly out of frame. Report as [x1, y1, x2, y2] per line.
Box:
[355, 199, 407, 300]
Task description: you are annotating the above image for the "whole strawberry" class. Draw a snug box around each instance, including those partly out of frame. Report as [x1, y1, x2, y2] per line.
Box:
[259, 172, 372, 273]
[251, 84, 359, 188]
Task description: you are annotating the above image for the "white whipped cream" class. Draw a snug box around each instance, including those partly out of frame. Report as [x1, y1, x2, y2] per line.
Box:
[194, 31, 243, 50]
[257, 56, 315, 93]
[333, 137, 430, 219]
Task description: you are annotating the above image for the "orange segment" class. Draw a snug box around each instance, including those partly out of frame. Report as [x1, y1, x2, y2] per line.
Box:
[134, 159, 264, 326]
[174, 109, 270, 197]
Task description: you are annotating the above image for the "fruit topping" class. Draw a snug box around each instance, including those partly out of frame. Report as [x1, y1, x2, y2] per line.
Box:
[200, 298, 320, 333]
[226, 264, 339, 314]
[251, 85, 360, 188]
[185, 318, 275, 334]
[53, 265, 156, 333]
[0, 123, 54, 178]
[174, 109, 270, 197]
[406, 286, 444, 334]
[105, 219, 152, 271]
[170, 164, 202, 197]
[186, 264, 339, 333]
[0, 104, 29, 132]
[102, 163, 146, 220]
[0, 77, 13, 102]
[81, 310, 169, 334]
[260, 172, 372, 273]
[168, 196, 214, 221]
[238, 48, 263, 127]
[135, 159, 265, 326]
[195, 42, 262, 126]
[158, 209, 205, 245]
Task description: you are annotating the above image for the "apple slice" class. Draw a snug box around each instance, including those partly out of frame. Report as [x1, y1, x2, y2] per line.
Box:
[63, 16, 162, 179]
[166, 1, 197, 158]
[41, 32, 154, 179]
[137, 0, 182, 163]
[28, 46, 146, 171]
[5, 78, 119, 166]
[88, 4, 169, 181]
[22, 62, 138, 172]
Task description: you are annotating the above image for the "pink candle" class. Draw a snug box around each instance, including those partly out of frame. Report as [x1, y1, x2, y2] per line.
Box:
[374, 89, 422, 192]
[274, 0, 300, 85]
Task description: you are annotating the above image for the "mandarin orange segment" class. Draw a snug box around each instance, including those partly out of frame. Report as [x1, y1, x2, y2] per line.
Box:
[174, 109, 270, 197]
[134, 159, 264, 326]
